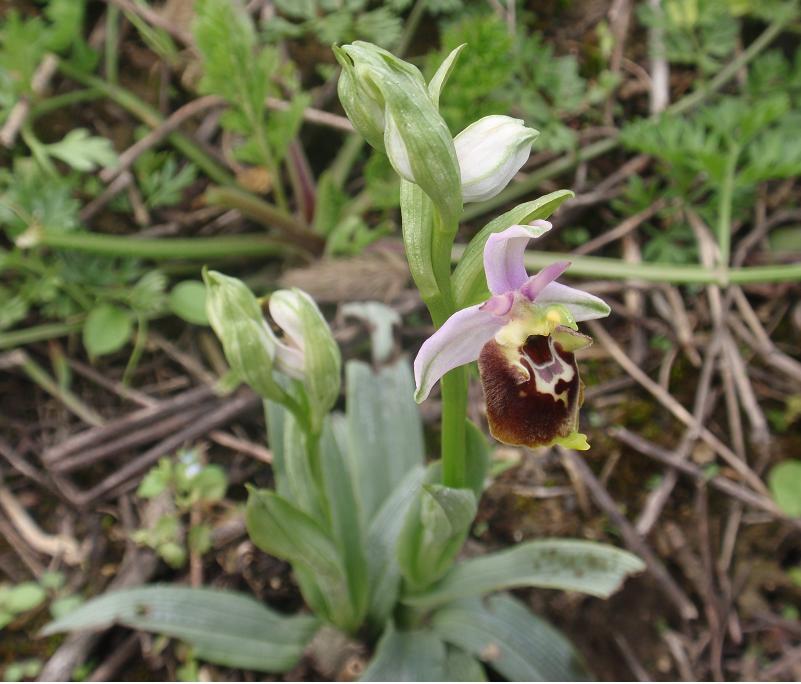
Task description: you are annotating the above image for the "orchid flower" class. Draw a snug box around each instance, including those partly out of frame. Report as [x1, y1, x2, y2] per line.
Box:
[413, 221, 610, 451]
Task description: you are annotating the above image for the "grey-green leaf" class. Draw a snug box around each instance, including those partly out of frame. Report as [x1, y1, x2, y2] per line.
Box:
[398, 484, 477, 590]
[345, 358, 424, 523]
[432, 593, 590, 682]
[452, 189, 574, 308]
[364, 465, 427, 629]
[169, 281, 209, 325]
[361, 623, 447, 682]
[42, 586, 318, 673]
[245, 487, 356, 630]
[404, 538, 645, 608]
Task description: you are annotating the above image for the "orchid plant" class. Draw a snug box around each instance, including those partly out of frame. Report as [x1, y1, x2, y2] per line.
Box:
[44, 42, 644, 681]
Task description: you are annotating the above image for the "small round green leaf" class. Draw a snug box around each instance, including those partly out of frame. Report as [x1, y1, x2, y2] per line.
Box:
[169, 281, 209, 325]
[5, 582, 46, 613]
[768, 459, 801, 517]
[83, 304, 133, 357]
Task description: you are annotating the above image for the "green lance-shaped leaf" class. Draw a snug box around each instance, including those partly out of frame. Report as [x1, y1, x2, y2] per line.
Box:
[397, 483, 478, 591]
[404, 538, 645, 609]
[361, 623, 448, 682]
[452, 190, 574, 308]
[42, 586, 318, 673]
[432, 593, 590, 682]
[245, 487, 359, 631]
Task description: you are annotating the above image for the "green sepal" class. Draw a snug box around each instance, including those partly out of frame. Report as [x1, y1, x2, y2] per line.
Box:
[202, 269, 284, 402]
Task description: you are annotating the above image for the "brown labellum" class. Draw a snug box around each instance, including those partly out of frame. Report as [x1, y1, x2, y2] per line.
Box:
[477, 330, 588, 448]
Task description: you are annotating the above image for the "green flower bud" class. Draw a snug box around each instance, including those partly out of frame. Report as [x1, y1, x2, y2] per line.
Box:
[333, 45, 386, 151]
[203, 269, 287, 402]
[269, 289, 341, 432]
[335, 41, 462, 225]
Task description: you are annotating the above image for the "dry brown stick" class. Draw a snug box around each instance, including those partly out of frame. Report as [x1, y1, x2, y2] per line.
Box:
[208, 430, 272, 464]
[731, 286, 801, 383]
[105, 0, 193, 46]
[77, 390, 260, 505]
[38, 535, 161, 680]
[100, 95, 225, 184]
[611, 427, 784, 517]
[0, 437, 49, 487]
[613, 631, 651, 682]
[694, 486, 725, 682]
[149, 332, 219, 387]
[265, 96, 353, 132]
[66, 357, 156, 408]
[559, 448, 699, 620]
[662, 630, 695, 681]
[0, 54, 59, 148]
[87, 633, 140, 682]
[648, 0, 670, 113]
[587, 320, 767, 494]
[0, 485, 83, 564]
[572, 198, 667, 255]
[0, 511, 45, 575]
[43, 385, 216, 464]
[636, 334, 720, 535]
[760, 645, 801, 681]
[51, 401, 218, 474]
[79, 170, 133, 221]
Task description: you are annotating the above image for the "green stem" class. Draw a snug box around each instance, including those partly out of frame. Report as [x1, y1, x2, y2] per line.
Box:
[105, 5, 121, 84]
[718, 144, 740, 267]
[0, 320, 84, 351]
[429, 211, 467, 490]
[440, 366, 468, 489]
[498, 249, 801, 284]
[29, 88, 104, 118]
[36, 231, 298, 260]
[122, 315, 148, 385]
[461, 12, 794, 222]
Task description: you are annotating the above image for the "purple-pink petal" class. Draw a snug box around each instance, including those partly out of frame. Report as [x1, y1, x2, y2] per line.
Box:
[414, 303, 507, 402]
[483, 220, 552, 295]
[519, 260, 571, 301]
[480, 291, 515, 316]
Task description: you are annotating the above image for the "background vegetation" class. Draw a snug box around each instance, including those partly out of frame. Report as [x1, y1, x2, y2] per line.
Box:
[1, 0, 801, 680]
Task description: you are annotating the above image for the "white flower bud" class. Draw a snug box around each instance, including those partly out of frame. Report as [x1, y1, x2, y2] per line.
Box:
[454, 116, 539, 203]
[384, 110, 414, 183]
[269, 289, 341, 432]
